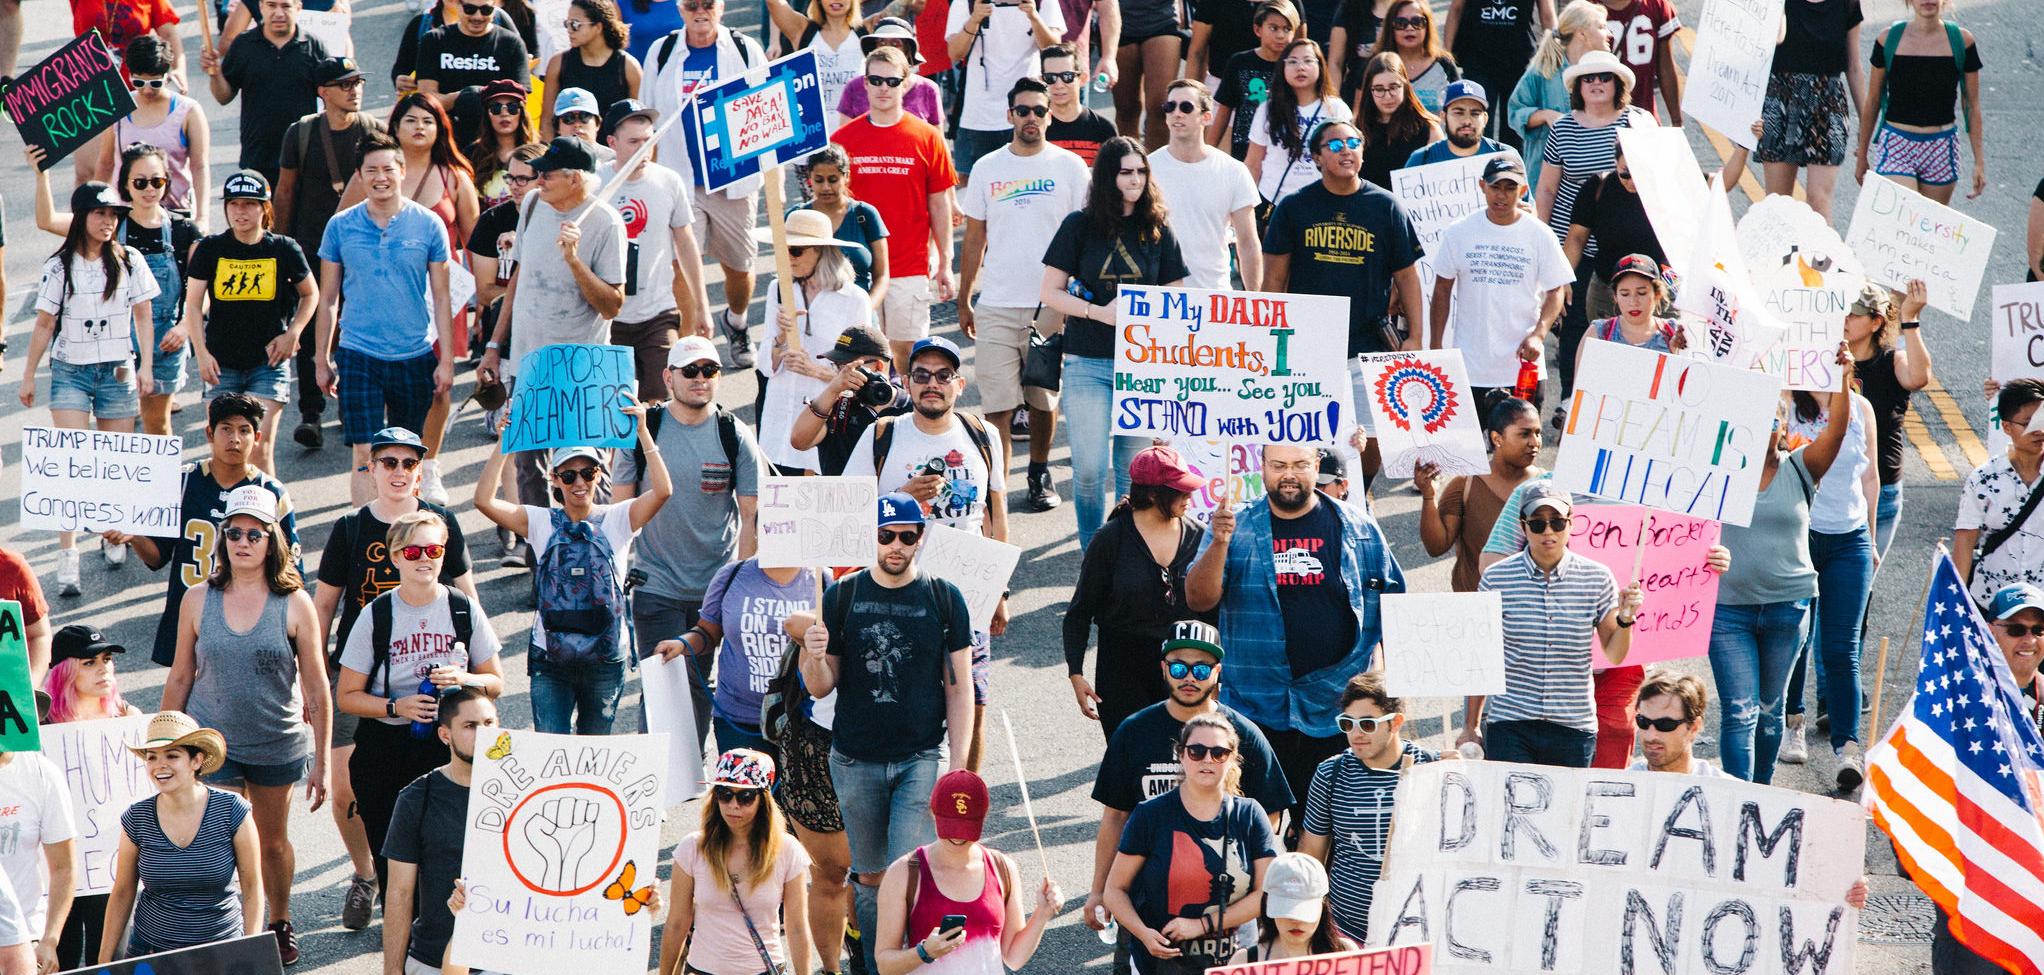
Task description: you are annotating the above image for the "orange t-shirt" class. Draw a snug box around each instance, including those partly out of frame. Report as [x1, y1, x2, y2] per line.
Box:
[830, 113, 958, 281]
[71, 0, 180, 58]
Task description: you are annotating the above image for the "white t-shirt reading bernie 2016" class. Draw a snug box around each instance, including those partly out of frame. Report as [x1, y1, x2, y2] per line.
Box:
[957, 142, 1090, 309]
[1149, 145, 1260, 289]
[1432, 209, 1575, 387]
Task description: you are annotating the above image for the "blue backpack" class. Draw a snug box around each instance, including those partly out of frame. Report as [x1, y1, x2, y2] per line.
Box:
[534, 508, 624, 664]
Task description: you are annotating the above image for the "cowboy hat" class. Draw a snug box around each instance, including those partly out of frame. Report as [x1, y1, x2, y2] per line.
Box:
[128, 711, 228, 775]
[750, 209, 869, 255]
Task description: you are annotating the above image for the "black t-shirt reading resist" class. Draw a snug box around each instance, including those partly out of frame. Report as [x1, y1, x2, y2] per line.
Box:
[1271, 499, 1353, 677]
[416, 24, 528, 94]
[1042, 211, 1191, 359]
[187, 232, 312, 369]
[1262, 180, 1423, 355]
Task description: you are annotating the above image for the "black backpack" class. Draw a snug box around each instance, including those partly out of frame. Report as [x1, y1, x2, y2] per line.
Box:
[758, 570, 960, 742]
[630, 403, 745, 485]
[366, 585, 475, 696]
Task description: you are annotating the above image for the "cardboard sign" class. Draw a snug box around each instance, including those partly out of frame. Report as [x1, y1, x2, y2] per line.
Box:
[756, 475, 878, 569]
[1369, 762, 1866, 975]
[57, 931, 283, 975]
[687, 49, 828, 192]
[1735, 196, 1862, 391]
[1390, 153, 1502, 338]
[635, 655, 704, 805]
[1381, 592, 1505, 698]
[915, 523, 1021, 633]
[1206, 944, 1433, 975]
[1672, 173, 1787, 370]
[1681, 0, 1782, 151]
[1568, 504, 1722, 667]
[1113, 284, 1354, 447]
[1990, 281, 2044, 384]
[20, 426, 182, 535]
[1171, 439, 1263, 524]
[2, 32, 134, 170]
[1554, 343, 1782, 527]
[0, 603, 38, 753]
[449, 730, 668, 975]
[1844, 177, 1996, 319]
[500, 344, 637, 454]
[1358, 350, 1490, 479]
[44, 714, 152, 895]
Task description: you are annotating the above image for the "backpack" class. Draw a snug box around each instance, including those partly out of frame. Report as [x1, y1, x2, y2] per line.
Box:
[367, 585, 475, 695]
[869, 412, 996, 480]
[1875, 20, 1972, 133]
[533, 508, 625, 664]
[630, 403, 744, 487]
[650, 26, 762, 76]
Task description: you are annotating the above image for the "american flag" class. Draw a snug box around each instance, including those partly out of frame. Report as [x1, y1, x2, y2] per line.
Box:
[1865, 552, 2044, 974]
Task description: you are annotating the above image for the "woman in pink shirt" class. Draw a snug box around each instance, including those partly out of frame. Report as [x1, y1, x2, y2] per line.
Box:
[874, 771, 1061, 974]
[660, 750, 815, 975]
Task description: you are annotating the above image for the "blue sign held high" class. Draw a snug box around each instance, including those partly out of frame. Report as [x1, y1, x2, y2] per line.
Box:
[685, 49, 828, 192]
[499, 344, 638, 454]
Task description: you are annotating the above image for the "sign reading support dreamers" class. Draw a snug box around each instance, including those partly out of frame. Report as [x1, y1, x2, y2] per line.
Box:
[1370, 762, 1866, 975]
[1112, 284, 1353, 446]
[500, 344, 637, 454]
[687, 50, 829, 193]
[2, 31, 134, 170]
[45, 714, 152, 895]
[20, 426, 182, 535]
[1843, 177, 1995, 320]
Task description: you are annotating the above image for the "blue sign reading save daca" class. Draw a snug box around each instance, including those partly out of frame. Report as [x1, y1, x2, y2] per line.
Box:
[686, 49, 828, 192]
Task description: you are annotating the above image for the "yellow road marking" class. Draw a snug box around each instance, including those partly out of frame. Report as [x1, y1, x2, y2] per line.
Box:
[1925, 381, 1989, 469]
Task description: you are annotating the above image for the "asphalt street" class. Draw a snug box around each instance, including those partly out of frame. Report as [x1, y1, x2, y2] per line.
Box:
[0, 0, 2038, 970]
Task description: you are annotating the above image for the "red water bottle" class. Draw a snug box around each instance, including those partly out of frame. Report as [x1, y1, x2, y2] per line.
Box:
[1512, 358, 1540, 403]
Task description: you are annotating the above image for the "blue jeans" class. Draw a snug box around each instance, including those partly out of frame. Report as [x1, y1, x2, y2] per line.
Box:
[530, 655, 629, 735]
[831, 746, 940, 975]
[1784, 526, 1876, 747]
[1707, 599, 1811, 783]
[1063, 354, 1142, 549]
[1482, 720, 1595, 768]
[1874, 482, 1902, 559]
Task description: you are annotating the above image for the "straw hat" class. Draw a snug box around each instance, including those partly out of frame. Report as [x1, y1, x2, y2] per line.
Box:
[1562, 50, 1635, 91]
[750, 209, 869, 255]
[128, 711, 228, 775]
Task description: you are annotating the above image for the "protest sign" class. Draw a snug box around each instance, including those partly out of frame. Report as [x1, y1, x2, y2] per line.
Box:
[636, 655, 704, 805]
[57, 931, 283, 975]
[1671, 173, 1787, 369]
[1990, 281, 2044, 384]
[1615, 129, 1708, 276]
[500, 344, 637, 454]
[1207, 944, 1433, 975]
[1681, 0, 1781, 150]
[756, 475, 878, 568]
[297, 7, 354, 55]
[20, 426, 182, 535]
[44, 714, 152, 894]
[1358, 350, 1489, 479]
[2, 32, 134, 170]
[687, 49, 829, 192]
[1554, 342, 1782, 527]
[916, 523, 1021, 633]
[1171, 439, 1262, 524]
[1113, 285, 1353, 446]
[1736, 196, 1862, 391]
[1381, 592, 1504, 699]
[450, 730, 667, 975]
[0, 603, 38, 753]
[1568, 504, 1722, 666]
[1390, 153, 1502, 338]
[1844, 177, 1995, 319]
[1369, 762, 1866, 975]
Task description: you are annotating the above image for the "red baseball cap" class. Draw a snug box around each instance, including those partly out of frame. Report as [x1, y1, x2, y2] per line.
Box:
[930, 770, 989, 841]
[1129, 445, 1206, 493]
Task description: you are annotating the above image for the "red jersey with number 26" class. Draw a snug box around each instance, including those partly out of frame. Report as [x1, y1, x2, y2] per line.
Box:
[1600, 0, 1681, 116]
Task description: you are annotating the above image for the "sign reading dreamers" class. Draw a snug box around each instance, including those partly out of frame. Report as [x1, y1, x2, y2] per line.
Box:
[2, 32, 133, 170]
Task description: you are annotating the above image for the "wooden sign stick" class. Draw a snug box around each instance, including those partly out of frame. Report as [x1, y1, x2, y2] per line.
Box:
[999, 708, 1053, 880]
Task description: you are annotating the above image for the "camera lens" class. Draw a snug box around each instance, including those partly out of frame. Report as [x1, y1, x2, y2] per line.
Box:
[855, 369, 895, 407]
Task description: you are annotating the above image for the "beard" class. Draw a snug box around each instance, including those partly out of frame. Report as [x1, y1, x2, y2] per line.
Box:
[914, 397, 951, 420]
[1448, 128, 1481, 148]
[1171, 682, 1217, 707]
[452, 744, 474, 766]
[1269, 480, 1311, 512]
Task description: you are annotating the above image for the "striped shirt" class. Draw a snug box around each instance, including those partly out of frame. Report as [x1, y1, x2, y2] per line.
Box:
[123, 788, 251, 952]
[1302, 742, 1437, 941]
[1479, 549, 1618, 732]
[1538, 107, 1656, 252]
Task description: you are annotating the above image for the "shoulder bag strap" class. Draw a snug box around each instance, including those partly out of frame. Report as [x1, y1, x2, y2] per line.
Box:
[1945, 21, 1971, 133]
[726, 882, 785, 974]
[1874, 20, 1906, 129]
[1978, 474, 2044, 568]
[319, 118, 347, 194]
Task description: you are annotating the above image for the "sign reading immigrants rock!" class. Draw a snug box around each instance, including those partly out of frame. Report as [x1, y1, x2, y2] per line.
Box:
[2, 32, 134, 169]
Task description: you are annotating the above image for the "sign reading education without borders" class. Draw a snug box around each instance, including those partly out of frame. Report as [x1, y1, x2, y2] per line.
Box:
[500, 344, 638, 454]
[687, 49, 828, 192]
[3, 31, 134, 170]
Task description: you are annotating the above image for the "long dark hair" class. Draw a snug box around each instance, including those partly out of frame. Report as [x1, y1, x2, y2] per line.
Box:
[570, 0, 631, 52]
[1255, 899, 1356, 956]
[1084, 136, 1168, 244]
[1360, 53, 1434, 143]
[208, 513, 305, 595]
[1374, 0, 1447, 59]
[54, 199, 129, 302]
[1107, 483, 1189, 521]
[115, 143, 169, 203]
[1264, 39, 1335, 156]
[468, 102, 537, 191]
[389, 93, 476, 180]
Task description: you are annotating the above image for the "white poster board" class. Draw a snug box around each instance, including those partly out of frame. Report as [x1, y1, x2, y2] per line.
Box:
[296, 6, 354, 56]
[1844, 177, 1996, 319]
[1735, 196, 1863, 390]
[1615, 129, 1709, 276]
[44, 714, 152, 895]
[1390, 152, 1503, 340]
[1991, 281, 2044, 384]
[1672, 173, 1787, 370]
[1357, 349, 1490, 479]
[635, 655, 703, 805]
[1681, 0, 1782, 150]
[1380, 592, 1504, 698]
[1553, 342, 1783, 527]
[1370, 762, 1866, 975]
[915, 523, 1021, 633]
[755, 475, 878, 568]
[449, 730, 668, 975]
[20, 427, 182, 535]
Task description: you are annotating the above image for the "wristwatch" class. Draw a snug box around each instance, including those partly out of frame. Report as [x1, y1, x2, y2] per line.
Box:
[386, 698, 398, 719]
[1900, 321, 1921, 330]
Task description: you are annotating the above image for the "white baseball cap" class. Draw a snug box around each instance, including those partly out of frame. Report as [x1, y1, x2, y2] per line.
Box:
[1262, 853, 1329, 923]
[667, 336, 720, 369]
[220, 485, 280, 525]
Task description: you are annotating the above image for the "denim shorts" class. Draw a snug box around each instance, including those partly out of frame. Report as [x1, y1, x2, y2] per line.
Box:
[210, 362, 293, 403]
[48, 360, 140, 419]
[206, 754, 309, 788]
[148, 338, 190, 393]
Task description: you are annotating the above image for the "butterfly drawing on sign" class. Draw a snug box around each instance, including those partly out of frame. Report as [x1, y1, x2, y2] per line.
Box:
[485, 732, 512, 761]
[603, 861, 656, 915]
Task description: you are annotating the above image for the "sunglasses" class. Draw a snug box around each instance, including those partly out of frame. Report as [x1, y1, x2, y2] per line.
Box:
[555, 467, 602, 484]
[399, 543, 447, 560]
[1162, 99, 1202, 115]
[1999, 623, 2044, 638]
[488, 101, 523, 116]
[865, 74, 906, 87]
[1011, 104, 1049, 117]
[1165, 660, 1216, 681]
[909, 368, 956, 385]
[375, 456, 422, 471]
[1522, 517, 1570, 535]
[673, 362, 721, 378]
[1579, 72, 1617, 84]
[878, 528, 922, 546]
[1635, 714, 1690, 732]
[130, 176, 167, 190]
[459, 2, 494, 13]
[1336, 714, 1399, 733]
[1043, 70, 1079, 83]
[681, 0, 716, 9]
[1390, 15, 1426, 28]
[713, 786, 762, 805]
[562, 16, 591, 29]
[132, 78, 168, 90]
[1614, 169, 1633, 180]
[1180, 743, 1233, 762]
[1320, 136, 1362, 151]
[559, 112, 598, 126]
[223, 527, 270, 543]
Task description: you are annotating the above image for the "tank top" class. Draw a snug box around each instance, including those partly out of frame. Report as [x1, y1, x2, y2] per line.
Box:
[114, 94, 196, 212]
[1855, 346, 1909, 486]
[414, 166, 464, 250]
[1786, 397, 1870, 534]
[905, 846, 1007, 975]
[1591, 316, 1676, 351]
[186, 585, 310, 766]
[557, 47, 633, 113]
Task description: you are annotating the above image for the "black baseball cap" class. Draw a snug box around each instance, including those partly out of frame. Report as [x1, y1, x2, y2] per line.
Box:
[603, 98, 659, 135]
[313, 56, 364, 87]
[1317, 451, 1348, 485]
[368, 426, 429, 458]
[222, 169, 270, 201]
[530, 136, 599, 173]
[827, 324, 891, 364]
[1482, 153, 1529, 186]
[52, 624, 125, 665]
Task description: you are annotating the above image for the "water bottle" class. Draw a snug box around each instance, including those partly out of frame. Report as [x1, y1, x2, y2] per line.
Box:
[409, 677, 438, 739]
[1511, 358, 1540, 404]
[1094, 905, 1118, 944]
[1089, 71, 1111, 94]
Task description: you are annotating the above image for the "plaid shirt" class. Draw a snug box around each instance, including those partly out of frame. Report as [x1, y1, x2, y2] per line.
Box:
[1199, 493, 1407, 735]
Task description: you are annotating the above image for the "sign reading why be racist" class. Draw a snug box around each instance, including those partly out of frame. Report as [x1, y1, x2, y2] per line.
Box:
[500, 344, 637, 454]
[1369, 762, 1865, 975]
[451, 730, 667, 975]
[1113, 284, 1352, 446]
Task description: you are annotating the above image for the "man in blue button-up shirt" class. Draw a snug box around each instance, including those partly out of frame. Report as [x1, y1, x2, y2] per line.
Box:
[1186, 443, 1406, 826]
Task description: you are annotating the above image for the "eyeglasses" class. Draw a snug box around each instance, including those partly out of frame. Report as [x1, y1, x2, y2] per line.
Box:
[326, 77, 367, 90]
[1319, 136, 1362, 151]
[555, 467, 602, 484]
[1165, 660, 1217, 682]
[1336, 714, 1400, 733]
[1522, 517, 1570, 535]
[223, 527, 270, 543]
[1614, 169, 1633, 180]
[1162, 99, 1201, 115]
[673, 362, 721, 378]
[878, 528, 922, 546]
[1579, 72, 1617, 84]
[132, 78, 167, 90]
[865, 74, 906, 87]
[506, 172, 537, 185]
[459, 2, 494, 14]
[1010, 104, 1049, 117]
[130, 176, 167, 190]
[1368, 84, 1404, 95]
[713, 786, 762, 805]
[1634, 714, 1690, 732]
[681, 0, 716, 9]
[562, 17, 591, 29]
[399, 543, 447, 560]
[375, 456, 422, 471]
[1180, 743, 1233, 762]
[1999, 623, 2044, 638]
[1043, 70, 1079, 83]
[1391, 15, 1426, 28]
[909, 368, 956, 385]
[488, 101, 523, 116]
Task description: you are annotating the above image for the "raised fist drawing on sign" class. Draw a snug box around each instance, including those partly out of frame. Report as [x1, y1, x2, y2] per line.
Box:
[522, 795, 602, 892]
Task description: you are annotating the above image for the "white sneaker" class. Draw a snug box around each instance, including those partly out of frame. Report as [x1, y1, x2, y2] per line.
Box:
[1779, 714, 1808, 764]
[103, 538, 126, 567]
[1835, 741, 1866, 791]
[56, 550, 81, 598]
[419, 459, 449, 505]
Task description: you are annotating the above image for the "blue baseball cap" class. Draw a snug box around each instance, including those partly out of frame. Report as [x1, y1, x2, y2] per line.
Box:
[368, 426, 428, 457]
[877, 492, 925, 527]
[1442, 79, 1487, 110]
[909, 336, 962, 369]
[554, 87, 600, 119]
[1990, 584, 2044, 621]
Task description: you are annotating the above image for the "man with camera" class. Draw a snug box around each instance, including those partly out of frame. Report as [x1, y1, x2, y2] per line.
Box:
[790, 324, 913, 477]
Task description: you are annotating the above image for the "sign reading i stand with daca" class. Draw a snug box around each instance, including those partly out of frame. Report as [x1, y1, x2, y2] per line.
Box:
[1112, 284, 1352, 446]
[2, 31, 134, 170]
[1369, 762, 1866, 975]
[687, 50, 829, 192]
[500, 344, 638, 454]
[1843, 177, 1995, 319]
[20, 426, 182, 536]
[756, 475, 878, 568]
[1990, 281, 2044, 384]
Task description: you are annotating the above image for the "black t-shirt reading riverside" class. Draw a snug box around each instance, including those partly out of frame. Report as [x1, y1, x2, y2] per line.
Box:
[1042, 211, 1191, 359]
[1271, 498, 1354, 677]
[824, 572, 973, 762]
[188, 232, 312, 369]
[416, 24, 529, 94]
[1262, 180, 1422, 356]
